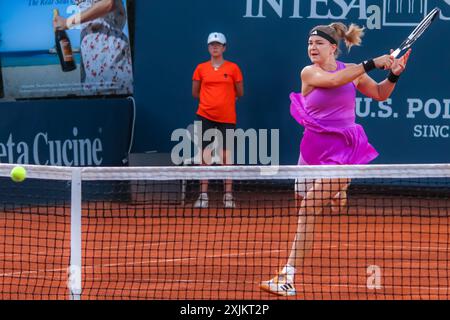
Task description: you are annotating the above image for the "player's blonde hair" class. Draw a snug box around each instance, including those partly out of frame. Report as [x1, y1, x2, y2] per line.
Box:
[310, 22, 365, 57]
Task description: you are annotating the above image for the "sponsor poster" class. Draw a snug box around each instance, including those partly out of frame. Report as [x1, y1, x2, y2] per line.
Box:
[0, 0, 133, 99]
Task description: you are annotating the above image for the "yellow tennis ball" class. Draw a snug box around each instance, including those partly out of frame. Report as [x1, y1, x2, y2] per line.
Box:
[10, 166, 27, 183]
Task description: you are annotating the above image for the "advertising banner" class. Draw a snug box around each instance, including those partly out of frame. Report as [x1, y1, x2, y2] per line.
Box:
[0, 0, 133, 99]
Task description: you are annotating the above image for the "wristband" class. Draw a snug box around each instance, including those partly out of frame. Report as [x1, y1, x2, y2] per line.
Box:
[387, 71, 400, 83]
[362, 59, 376, 73]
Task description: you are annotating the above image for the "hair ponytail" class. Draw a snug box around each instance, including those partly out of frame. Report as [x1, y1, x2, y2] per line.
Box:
[330, 22, 364, 51]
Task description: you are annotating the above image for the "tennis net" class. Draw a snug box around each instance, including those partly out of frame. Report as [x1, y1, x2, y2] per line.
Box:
[0, 163, 449, 300]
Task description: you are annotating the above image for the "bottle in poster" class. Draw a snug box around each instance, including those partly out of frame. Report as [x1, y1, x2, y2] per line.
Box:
[53, 9, 76, 72]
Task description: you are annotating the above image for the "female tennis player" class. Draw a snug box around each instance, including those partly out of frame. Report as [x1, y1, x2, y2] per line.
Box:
[53, 0, 133, 95]
[192, 32, 244, 209]
[260, 22, 411, 296]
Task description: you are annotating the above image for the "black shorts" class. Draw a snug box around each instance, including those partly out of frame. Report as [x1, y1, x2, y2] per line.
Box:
[195, 115, 236, 151]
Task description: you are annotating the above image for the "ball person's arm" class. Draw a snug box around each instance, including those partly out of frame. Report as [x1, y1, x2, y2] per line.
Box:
[192, 80, 201, 99]
[235, 82, 244, 99]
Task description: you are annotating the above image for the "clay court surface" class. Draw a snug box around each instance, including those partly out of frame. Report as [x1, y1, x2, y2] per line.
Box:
[1, 193, 449, 300]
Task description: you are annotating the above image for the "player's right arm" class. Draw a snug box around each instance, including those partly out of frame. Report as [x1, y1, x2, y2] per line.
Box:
[356, 49, 411, 101]
[301, 54, 393, 89]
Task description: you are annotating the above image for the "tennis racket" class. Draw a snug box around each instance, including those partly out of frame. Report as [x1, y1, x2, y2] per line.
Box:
[391, 7, 440, 58]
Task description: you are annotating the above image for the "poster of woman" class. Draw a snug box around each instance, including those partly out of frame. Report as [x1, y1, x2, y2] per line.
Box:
[0, 0, 133, 99]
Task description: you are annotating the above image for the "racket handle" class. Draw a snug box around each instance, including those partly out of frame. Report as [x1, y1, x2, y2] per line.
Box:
[391, 48, 401, 58]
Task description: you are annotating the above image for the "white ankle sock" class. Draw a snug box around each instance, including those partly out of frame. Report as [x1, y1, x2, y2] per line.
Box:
[281, 264, 296, 282]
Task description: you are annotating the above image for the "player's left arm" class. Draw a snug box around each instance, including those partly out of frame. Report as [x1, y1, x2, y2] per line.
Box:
[354, 49, 411, 101]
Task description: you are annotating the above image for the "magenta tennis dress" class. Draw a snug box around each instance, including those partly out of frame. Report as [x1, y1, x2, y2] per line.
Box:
[290, 61, 378, 165]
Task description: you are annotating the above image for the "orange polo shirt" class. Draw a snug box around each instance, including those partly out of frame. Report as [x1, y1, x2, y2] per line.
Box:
[193, 61, 243, 124]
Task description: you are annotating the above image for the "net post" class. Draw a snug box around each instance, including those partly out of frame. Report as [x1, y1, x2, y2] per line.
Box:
[69, 168, 82, 300]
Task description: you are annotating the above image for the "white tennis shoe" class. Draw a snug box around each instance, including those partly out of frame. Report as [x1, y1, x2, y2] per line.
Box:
[223, 193, 235, 208]
[193, 193, 209, 208]
[260, 273, 296, 297]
